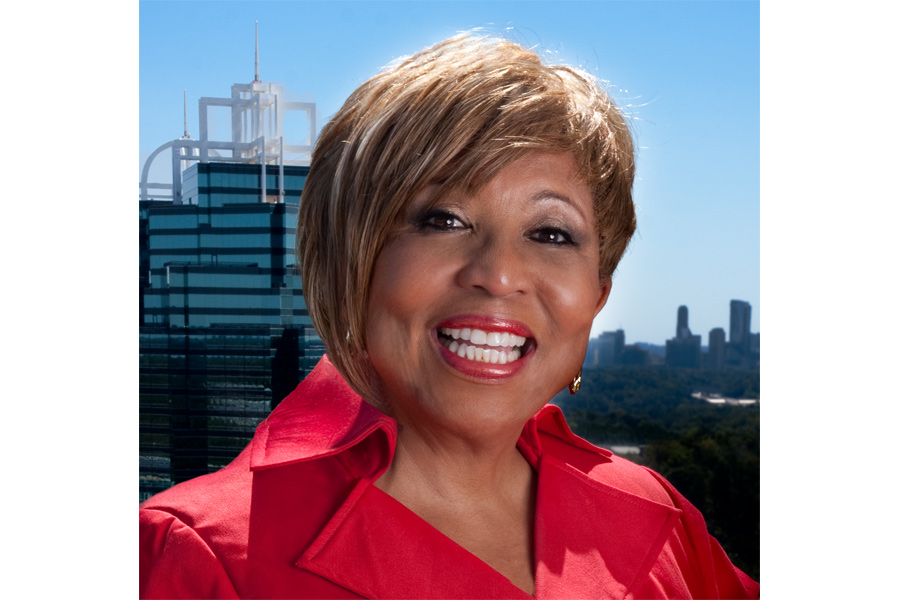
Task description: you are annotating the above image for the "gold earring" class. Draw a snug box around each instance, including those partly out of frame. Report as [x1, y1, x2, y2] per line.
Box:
[568, 369, 582, 395]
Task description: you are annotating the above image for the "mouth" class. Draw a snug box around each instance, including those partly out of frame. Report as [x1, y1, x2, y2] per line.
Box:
[433, 316, 536, 379]
[437, 327, 532, 364]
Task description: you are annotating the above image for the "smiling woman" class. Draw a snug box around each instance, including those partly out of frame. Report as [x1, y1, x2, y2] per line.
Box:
[366, 152, 606, 433]
[139, 34, 759, 599]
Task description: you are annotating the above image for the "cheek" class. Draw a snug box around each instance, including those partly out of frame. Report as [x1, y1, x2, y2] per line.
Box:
[364, 240, 455, 407]
[368, 240, 443, 319]
[365, 238, 459, 367]
[538, 261, 604, 332]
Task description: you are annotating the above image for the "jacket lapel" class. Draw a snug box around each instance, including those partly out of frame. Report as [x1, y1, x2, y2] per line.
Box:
[250, 356, 397, 475]
[297, 480, 532, 599]
[533, 452, 681, 599]
[295, 454, 680, 600]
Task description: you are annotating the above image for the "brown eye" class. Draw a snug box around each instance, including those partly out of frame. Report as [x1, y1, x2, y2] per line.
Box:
[530, 227, 575, 246]
[419, 210, 467, 231]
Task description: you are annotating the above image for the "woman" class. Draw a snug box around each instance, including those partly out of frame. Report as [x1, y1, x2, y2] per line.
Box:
[140, 34, 759, 599]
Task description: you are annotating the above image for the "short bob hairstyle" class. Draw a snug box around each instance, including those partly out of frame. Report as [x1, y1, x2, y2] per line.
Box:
[298, 33, 636, 399]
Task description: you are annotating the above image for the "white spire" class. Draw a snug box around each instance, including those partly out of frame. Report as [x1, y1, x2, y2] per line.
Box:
[254, 21, 260, 83]
[182, 90, 191, 138]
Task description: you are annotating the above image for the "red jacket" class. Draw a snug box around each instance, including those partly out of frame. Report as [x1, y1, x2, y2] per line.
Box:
[140, 356, 759, 599]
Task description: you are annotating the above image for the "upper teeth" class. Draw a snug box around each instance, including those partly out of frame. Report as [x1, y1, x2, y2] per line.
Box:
[440, 328, 527, 348]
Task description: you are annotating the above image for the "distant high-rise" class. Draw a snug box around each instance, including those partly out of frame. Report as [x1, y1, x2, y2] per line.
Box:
[707, 327, 726, 369]
[583, 330, 649, 368]
[666, 305, 701, 368]
[749, 332, 760, 354]
[139, 32, 324, 501]
[723, 299, 759, 369]
[729, 300, 752, 352]
[676, 305, 690, 338]
[592, 329, 625, 366]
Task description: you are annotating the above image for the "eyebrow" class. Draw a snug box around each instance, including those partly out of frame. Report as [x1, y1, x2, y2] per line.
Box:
[531, 189, 589, 221]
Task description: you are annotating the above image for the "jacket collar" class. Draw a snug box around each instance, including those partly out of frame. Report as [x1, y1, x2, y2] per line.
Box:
[249, 356, 606, 474]
[267, 357, 681, 598]
[249, 355, 397, 474]
[296, 463, 680, 599]
[519, 402, 614, 464]
[297, 480, 534, 599]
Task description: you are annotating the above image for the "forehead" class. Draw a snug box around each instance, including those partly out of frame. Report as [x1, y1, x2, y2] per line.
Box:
[410, 152, 591, 215]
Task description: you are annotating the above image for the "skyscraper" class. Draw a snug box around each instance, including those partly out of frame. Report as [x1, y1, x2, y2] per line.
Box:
[676, 305, 690, 338]
[666, 305, 701, 368]
[707, 327, 726, 369]
[586, 329, 625, 366]
[139, 35, 324, 501]
[729, 300, 752, 352]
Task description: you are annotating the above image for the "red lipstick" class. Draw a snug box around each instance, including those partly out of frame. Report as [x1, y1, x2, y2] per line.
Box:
[435, 315, 534, 338]
[433, 315, 535, 381]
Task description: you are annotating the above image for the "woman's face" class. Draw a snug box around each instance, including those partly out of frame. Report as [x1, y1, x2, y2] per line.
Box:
[364, 152, 611, 440]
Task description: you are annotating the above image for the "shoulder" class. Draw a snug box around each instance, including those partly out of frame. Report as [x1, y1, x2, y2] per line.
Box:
[140, 480, 245, 599]
[139, 442, 358, 598]
[138, 358, 384, 598]
[536, 425, 759, 598]
[140, 447, 254, 594]
[529, 406, 675, 507]
[141, 444, 254, 531]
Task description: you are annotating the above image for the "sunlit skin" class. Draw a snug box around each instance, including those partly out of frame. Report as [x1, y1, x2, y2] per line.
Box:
[366, 152, 611, 595]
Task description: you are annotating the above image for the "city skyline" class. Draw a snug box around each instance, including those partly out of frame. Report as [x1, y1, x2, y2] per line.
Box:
[586, 298, 759, 370]
[140, 1, 760, 345]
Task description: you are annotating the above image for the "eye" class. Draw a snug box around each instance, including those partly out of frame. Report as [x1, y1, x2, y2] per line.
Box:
[417, 209, 467, 232]
[530, 227, 576, 246]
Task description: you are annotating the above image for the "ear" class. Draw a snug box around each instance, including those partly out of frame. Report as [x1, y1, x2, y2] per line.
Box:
[593, 279, 612, 318]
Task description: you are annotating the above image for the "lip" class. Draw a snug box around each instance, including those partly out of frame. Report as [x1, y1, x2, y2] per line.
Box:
[435, 315, 535, 338]
[433, 314, 535, 381]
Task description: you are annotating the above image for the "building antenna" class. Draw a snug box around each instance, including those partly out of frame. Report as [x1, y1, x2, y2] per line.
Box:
[183, 90, 190, 138]
[253, 21, 260, 83]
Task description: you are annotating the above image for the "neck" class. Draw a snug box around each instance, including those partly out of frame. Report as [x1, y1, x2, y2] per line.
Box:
[374, 418, 538, 596]
[376, 420, 532, 503]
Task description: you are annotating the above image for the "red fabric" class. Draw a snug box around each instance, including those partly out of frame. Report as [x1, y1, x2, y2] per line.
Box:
[140, 356, 759, 599]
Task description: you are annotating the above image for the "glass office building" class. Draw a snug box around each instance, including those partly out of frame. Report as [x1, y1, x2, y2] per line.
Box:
[139, 162, 324, 501]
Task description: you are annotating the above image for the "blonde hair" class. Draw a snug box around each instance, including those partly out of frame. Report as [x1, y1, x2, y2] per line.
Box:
[297, 33, 636, 399]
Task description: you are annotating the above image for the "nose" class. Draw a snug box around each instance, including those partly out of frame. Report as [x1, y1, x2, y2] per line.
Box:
[454, 234, 531, 297]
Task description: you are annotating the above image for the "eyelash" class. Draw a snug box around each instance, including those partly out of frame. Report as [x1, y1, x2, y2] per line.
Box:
[416, 209, 467, 231]
[530, 227, 577, 246]
[415, 210, 578, 247]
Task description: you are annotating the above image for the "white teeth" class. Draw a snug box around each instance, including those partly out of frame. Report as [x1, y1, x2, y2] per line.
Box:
[439, 326, 530, 364]
[469, 329, 487, 345]
[440, 327, 526, 348]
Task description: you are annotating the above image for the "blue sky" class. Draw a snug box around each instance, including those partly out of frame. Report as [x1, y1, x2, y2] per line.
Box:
[140, 0, 760, 345]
